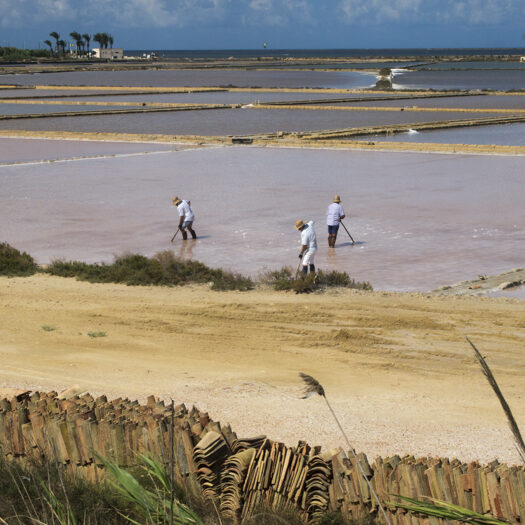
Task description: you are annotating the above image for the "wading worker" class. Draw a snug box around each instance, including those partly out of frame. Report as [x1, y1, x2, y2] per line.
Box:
[172, 196, 197, 240]
[295, 219, 317, 275]
[326, 195, 345, 248]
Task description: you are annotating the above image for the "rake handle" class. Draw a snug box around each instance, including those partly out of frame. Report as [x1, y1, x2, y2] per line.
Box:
[340, 220, 355, 244]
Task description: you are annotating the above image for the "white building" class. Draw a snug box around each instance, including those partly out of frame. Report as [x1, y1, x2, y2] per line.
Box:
[92, 48, 123, 60]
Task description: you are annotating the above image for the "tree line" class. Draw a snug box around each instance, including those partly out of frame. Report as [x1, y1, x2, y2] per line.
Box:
[44, 31, 115, 57]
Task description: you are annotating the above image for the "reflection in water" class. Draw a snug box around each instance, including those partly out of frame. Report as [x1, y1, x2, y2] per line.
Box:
[362, 123, 525, 147]
[0, 107, 500, 136]
[177, 239, 197, 260]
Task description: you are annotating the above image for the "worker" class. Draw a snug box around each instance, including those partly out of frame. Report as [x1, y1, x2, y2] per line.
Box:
[295, 219, 317, 275]
[326, 195, 345, 248]
[172, 196, 196, 240]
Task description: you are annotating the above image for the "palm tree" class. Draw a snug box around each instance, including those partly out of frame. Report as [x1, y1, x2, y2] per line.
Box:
[58, 39, 67, 55]
[108, 35, 114, 48]
[82, 33, 91, 56]
[101, 32, 109, 48]
[49, 31, 60, 55]
[44, 39, 53, 56]
[93, 32, 102, 51]
[69, 31, 82, 57]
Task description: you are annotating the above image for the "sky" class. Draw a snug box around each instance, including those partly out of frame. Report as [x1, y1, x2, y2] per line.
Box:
[0, 0, 524, 50]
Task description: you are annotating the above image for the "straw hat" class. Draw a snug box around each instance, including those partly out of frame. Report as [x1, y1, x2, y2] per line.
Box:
[333, 195, 341, 203]
[172, 196, 182, 205]
[294, 219, 306, 230]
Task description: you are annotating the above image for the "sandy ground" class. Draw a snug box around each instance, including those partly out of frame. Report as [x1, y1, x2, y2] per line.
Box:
[1, 274, 524, 465]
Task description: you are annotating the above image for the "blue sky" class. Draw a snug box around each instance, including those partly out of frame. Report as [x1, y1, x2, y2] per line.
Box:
[1, 0, 524, 50]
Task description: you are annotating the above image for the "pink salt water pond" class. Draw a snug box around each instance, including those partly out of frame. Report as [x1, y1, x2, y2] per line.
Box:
[1, 138, 524, 291]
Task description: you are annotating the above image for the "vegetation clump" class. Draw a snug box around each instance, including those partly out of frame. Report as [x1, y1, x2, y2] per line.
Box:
[262, 267, 373, 294]
[1, 244, 370, 294]
[46, 251, 254, 291]
[0, 242, 38, 276]
[0, 455, 135, 524]
[0, 46, 49, 61]
[0, 453, 370, 524]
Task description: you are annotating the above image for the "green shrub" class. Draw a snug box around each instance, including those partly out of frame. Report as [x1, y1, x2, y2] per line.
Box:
[46, 251, 253, 291]
[210, 270, 253, 291]
[261, 266, 296, 290]
[0, 46, 50, 61]
[317, 270, 373, 290]
[0, 242, 38, 276]
[262, 267, 373, 293]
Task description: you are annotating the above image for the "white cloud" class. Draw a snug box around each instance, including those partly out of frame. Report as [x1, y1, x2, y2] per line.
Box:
[443, 0, 514, 24]
[246, 0, 315, 27]
[0, 0, 522, 32]
[339, 0, 421, 23]
[0, 0, 76, 28]
[338, 0, 523, 25]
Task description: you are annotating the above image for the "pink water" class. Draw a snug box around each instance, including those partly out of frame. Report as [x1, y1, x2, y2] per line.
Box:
[1, 139, 524, 291]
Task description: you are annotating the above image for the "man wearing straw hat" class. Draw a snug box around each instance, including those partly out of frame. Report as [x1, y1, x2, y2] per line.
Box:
[172, 196, 197, 240]
[295, 219, 317, 275]
[326, 195, 345, 248]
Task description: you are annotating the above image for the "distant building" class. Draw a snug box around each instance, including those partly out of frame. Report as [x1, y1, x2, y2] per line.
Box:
[521, 57, 525, 62]
[92, 48, 123, 60]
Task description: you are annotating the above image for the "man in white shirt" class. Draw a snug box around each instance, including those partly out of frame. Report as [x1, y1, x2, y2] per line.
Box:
[295, 219, 317, 275]
[172, 196, 196, 240]
[326, 195, 345, 248]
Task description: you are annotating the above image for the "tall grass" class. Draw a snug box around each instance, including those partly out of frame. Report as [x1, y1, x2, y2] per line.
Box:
[466, 337, 525, 464]
[391, 495, 508, 524]
[0, 453, 374, 525]
[96, 454, 203, 525]
[0, 455, 134, 524]
[299, 373, 391, 525]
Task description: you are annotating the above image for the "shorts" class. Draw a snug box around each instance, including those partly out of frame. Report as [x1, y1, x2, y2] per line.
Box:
[327, 224, 339, 234]
[181, 220, 193, 229]
[302, 249, 316, 266]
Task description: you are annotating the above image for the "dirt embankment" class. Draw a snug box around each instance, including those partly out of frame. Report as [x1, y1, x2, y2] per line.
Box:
[434, 268, 525, 296]
[1, 274, 525, 464]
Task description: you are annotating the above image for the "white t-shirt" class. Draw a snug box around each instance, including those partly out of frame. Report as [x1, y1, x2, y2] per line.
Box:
[301, 221, 318, 251]
[177, 200, 194, 221]
[326, 203, 345, 226]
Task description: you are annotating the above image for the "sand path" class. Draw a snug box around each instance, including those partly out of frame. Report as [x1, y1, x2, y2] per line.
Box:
[1, 274, 525, 464]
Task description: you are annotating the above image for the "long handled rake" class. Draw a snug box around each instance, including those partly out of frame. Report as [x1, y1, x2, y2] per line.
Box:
[295, 258, 303, 279]
[340, 220, 355, 245]
[170, 227, 180, 243]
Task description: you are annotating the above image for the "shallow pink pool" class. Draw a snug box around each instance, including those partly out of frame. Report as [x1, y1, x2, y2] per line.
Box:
[1, 138, 524, 291]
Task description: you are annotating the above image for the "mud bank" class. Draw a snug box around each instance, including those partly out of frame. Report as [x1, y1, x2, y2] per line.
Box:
[434, 268, 525, 296]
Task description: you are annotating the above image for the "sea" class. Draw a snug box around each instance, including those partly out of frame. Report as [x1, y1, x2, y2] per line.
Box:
[127, 48, 525, 60]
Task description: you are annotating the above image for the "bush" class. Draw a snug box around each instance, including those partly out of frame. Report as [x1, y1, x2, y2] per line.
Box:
[0, 46, 50, 61]
[211, 270, 253, 291]
[260, 266, 295, 290]
[0, 242, 38, 276]
[46, 255, 166, 286]
[262, 267, 373, 294]
[317, 270, 373, 290]
[46, 251, 253, 291]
